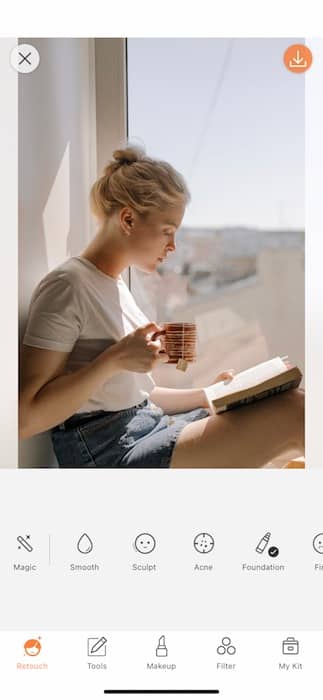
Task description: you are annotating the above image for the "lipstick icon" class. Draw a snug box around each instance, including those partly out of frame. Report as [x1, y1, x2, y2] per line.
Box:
[256, 532, 271, 554]
[156, 635, 168, 657]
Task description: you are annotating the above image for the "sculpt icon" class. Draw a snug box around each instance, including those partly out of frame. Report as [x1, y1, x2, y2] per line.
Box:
[134, 533, 156, 554]
[194, 532, 214, 554]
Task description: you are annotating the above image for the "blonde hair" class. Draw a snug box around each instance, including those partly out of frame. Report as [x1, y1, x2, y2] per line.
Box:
[90, 144, 190, 220]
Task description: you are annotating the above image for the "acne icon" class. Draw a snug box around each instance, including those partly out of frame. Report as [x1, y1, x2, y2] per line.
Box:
[194, 532, 215, 554]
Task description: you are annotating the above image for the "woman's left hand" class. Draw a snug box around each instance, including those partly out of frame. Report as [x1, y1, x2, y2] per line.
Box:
[212, 369, 235, 384]
[200, 369, 235, 410]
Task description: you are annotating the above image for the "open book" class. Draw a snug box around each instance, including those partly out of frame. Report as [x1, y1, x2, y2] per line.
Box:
[204, 357, 302, 414]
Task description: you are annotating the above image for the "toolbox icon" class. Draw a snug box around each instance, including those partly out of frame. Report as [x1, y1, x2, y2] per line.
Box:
[282, 637, 299, 655]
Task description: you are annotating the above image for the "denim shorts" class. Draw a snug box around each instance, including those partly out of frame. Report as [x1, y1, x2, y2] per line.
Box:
[51, 399, 209, 468]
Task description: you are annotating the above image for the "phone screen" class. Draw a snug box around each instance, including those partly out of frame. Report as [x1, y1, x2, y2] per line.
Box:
[0, 21, 322, 700]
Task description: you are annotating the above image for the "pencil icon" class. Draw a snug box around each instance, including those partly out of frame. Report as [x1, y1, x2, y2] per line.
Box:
[88, 637, 107, 656]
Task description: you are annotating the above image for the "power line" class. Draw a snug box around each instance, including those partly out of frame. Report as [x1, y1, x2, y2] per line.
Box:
[189, 39, 234, 178]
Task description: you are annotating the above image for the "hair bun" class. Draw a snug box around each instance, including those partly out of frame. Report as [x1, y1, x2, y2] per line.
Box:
[91, 144, 190, 222]
[112, 145, 145, 167]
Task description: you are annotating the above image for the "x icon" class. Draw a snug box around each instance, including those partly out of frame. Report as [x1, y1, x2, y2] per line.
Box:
[18, 51, 32, 66]
[10, 44, 40, 73]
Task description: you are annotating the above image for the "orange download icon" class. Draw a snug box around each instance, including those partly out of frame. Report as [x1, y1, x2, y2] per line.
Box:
[284, 44, 313, 73]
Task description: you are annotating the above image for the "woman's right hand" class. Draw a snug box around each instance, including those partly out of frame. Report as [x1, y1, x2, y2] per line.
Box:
[112, 323, 169, 372]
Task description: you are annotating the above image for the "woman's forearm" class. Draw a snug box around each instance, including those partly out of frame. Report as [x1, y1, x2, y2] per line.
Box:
[150, 386, 209, 414]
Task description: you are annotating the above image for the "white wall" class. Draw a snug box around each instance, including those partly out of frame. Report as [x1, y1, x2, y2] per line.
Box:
[0, 39, 18, 468]
[19, 38, 97, 467]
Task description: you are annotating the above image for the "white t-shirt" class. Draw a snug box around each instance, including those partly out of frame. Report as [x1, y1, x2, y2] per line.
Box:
[23, 257, 156, 413]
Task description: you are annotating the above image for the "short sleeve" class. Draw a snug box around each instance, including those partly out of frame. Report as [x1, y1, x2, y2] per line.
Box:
[23, 273, 84, 352]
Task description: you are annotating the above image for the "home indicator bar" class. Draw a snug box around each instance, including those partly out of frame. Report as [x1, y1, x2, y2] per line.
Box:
[103, 692, 220, 695]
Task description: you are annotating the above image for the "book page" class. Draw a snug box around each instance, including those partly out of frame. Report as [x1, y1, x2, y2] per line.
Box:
[204, 357, 288, 403]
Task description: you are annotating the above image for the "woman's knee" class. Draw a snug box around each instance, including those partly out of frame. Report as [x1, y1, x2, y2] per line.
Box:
[278, 388, 304, 449]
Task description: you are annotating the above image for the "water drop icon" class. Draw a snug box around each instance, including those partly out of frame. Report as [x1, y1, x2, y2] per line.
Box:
[77, 533, 93, 554]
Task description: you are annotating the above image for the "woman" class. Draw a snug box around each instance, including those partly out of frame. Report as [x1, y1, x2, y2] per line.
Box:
[19, 145, 304, 468]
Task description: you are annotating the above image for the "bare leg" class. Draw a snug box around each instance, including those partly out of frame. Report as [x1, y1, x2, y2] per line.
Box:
[170, 389, 304, 469]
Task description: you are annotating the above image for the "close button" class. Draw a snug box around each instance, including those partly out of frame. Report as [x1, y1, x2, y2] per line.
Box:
[10, 43, 40, 74]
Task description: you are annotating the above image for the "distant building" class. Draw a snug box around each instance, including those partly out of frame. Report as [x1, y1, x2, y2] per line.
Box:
[159, 225, 304, 287]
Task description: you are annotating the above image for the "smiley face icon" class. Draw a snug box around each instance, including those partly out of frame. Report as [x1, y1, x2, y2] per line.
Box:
[313, 533, 323, 554]
[24, 639, 41, 657]
[194, 532, 215, 554]
[134, 533, 156, 554]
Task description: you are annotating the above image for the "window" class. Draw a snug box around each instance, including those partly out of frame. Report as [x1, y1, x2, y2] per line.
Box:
[127, 38, 304, 389]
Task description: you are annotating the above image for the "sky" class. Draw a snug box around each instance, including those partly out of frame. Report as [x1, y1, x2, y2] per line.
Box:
[127, 38, 305, 230]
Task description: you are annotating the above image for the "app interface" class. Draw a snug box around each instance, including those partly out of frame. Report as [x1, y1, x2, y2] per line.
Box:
[1, 33, 322, 699]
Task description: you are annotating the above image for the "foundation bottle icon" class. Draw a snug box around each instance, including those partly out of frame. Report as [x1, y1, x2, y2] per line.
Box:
[255, 532, 271, 554]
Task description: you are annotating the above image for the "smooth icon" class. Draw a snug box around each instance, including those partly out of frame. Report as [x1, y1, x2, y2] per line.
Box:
[217, 637, 236, 655]
[24, 638, 42, 657]
[194, 533, 214, 554]
[10, 44, 40, 74]
[134, 533, 156, 554]
[283, 44, 313, 73]
[313, 533, 323, 554]
[77, 533, 94, 554]
[156, 635, 168, 657]
[17, 535, 33, 553]
[87, 636, 107, 657]
[282, 637, 299, 655]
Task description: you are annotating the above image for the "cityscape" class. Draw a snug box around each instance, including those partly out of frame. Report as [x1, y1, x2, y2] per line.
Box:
[132, 225, 305, 394]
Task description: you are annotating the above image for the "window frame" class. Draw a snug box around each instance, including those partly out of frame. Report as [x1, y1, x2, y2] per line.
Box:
[94, 38, 131, 287]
